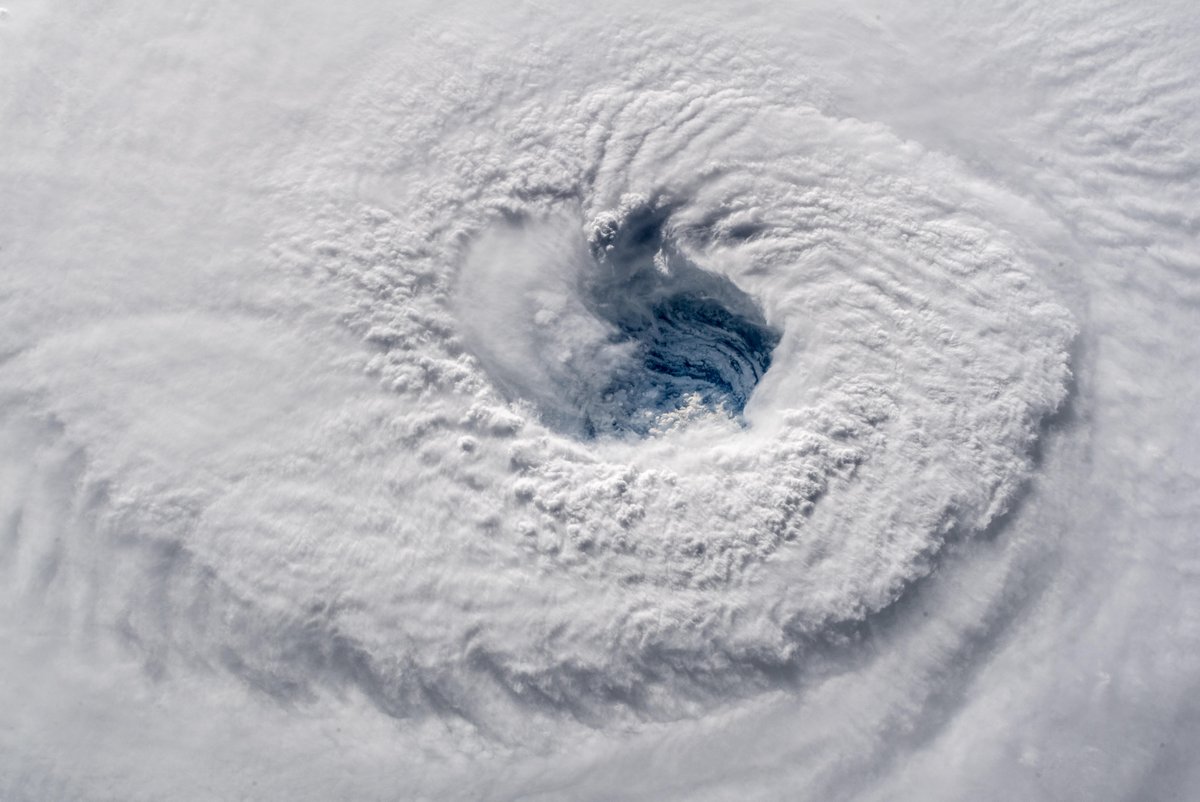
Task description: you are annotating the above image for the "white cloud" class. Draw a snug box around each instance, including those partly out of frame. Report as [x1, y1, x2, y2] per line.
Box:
[1, 0, 1197, 799]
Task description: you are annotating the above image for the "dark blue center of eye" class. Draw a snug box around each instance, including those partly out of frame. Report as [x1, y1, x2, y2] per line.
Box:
[577, 204, 779, 438]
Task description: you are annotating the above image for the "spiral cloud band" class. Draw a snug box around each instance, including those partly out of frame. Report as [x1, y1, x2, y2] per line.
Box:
[2, 1, 1198, 800]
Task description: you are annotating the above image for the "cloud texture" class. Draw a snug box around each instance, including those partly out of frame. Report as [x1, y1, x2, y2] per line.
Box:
[1, 1, 1198, 800]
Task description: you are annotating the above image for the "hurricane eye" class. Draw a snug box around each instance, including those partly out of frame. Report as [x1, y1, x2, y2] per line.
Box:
[456, 202, 780, 439]
[578, 208, 779, 436]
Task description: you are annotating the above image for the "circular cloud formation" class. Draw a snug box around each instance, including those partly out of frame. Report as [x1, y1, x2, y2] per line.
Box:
[243, 64, 1075, 726]
[8, 7, 1136, 796]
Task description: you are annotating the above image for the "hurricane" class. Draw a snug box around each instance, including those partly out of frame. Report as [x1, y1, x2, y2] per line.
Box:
[2, 2, 1198, 800]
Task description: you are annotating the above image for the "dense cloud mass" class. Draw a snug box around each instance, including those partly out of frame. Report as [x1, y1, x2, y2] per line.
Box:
[2, 1, 1199, 800]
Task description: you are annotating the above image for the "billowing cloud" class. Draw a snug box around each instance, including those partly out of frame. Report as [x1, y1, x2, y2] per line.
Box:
[1, 1, 1197, 800]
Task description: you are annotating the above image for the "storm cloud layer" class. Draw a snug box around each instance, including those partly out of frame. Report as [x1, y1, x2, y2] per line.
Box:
[2, 1, 1199, 800]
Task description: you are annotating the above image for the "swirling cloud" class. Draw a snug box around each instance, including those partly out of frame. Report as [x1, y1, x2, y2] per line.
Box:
[0, 1, 1196, 800]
